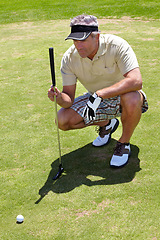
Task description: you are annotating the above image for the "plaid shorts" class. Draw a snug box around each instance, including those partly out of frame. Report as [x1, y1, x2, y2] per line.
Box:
[70, 90, 148, 125]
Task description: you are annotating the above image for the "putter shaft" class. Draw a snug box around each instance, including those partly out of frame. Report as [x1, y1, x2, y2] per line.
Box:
[49, 47, 64, 180]
[53, 87, 62, 165]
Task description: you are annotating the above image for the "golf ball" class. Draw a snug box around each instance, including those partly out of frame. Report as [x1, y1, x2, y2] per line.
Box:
[16, 215, 24, 223]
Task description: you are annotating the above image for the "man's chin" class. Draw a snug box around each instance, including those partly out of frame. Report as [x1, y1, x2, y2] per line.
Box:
[77, 51, 88, 58]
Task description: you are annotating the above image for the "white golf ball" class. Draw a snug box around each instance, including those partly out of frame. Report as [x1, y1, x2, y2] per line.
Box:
[16, 215, 24, 223]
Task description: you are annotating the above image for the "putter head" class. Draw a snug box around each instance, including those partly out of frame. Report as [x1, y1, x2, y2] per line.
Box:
[53, 164, 64, 180]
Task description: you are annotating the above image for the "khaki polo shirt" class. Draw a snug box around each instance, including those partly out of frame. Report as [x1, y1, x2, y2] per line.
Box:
[61, 34, 139, 94]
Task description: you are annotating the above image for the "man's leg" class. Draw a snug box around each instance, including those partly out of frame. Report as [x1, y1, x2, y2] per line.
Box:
[57, 108, 85, 130]
[57, 105, 119, 148]
[57, 107, 110, 131]
[119, 91, 143, 143]
[110, 91, 143, 167]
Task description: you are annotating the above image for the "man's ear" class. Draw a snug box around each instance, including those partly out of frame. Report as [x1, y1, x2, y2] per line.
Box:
[96, 33, 100, 42]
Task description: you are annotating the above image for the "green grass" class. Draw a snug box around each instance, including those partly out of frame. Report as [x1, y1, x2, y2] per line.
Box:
[0, 1, 160, 239]
[0, 18, 160, 239]
[0, 0, 160, 23]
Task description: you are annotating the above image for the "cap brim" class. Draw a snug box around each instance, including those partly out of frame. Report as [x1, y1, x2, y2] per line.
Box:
[65, 32, 91, 41]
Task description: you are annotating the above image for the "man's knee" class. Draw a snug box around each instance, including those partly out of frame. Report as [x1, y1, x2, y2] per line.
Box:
[57, 108, 83, 131]
[120, 91, 142, 113]
[57, 108, 70, 131]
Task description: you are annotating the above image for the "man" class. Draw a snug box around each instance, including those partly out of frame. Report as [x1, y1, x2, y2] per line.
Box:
[48, 14, 148, 168]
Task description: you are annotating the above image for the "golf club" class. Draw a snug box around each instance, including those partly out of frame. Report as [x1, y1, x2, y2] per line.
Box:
[49, 47, 64, 180]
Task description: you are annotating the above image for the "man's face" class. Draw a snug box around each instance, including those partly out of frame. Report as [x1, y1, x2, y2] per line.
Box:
[73, 34, 99, 60]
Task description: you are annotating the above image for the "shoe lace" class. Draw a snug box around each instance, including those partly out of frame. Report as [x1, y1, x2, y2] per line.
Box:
[114, 142, 124, 155]
[95, 124, 112, 138]
[95, 126, 108, 138]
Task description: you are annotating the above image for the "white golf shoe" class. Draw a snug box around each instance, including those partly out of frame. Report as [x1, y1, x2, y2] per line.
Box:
[110, 142, 131, 168]
[92, 118, 119, 147]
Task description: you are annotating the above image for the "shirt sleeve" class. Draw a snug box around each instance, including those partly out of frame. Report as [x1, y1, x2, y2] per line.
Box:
[61, 53, 77, 86]
[115, 39, 139, 75]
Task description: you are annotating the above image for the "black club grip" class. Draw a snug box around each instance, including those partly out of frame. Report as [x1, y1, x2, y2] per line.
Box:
[49, 47, 56, 86]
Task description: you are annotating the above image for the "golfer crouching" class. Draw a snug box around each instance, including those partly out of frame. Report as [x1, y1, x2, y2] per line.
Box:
[48, 14, 148, 168]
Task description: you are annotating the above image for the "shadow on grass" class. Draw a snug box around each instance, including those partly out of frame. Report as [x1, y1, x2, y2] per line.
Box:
[35, 139, 141, 204]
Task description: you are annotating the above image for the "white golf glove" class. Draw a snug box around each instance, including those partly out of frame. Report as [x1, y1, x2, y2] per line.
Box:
[83, 93, 102, 121]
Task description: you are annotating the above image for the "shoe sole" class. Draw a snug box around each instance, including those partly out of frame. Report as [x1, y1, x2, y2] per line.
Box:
[93, 118, 119, 147]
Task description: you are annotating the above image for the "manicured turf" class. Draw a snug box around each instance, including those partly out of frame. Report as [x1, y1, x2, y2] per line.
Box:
[0, 0, 160, 23]
[0, 1, 160, 239]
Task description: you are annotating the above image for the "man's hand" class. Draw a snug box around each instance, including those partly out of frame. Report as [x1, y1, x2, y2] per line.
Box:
[48, 86, 61, 102]
[83, 93, 102, 121]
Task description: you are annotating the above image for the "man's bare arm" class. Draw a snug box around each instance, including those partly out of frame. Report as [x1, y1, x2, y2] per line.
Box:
[96, 67, 142, 99]
[48, 84, 76, 108]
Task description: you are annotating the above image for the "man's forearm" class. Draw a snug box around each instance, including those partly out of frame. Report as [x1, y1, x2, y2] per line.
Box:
[96, 79, 141, 99]
[96, 68, 142, 99]
[56, 92, 73, 108]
